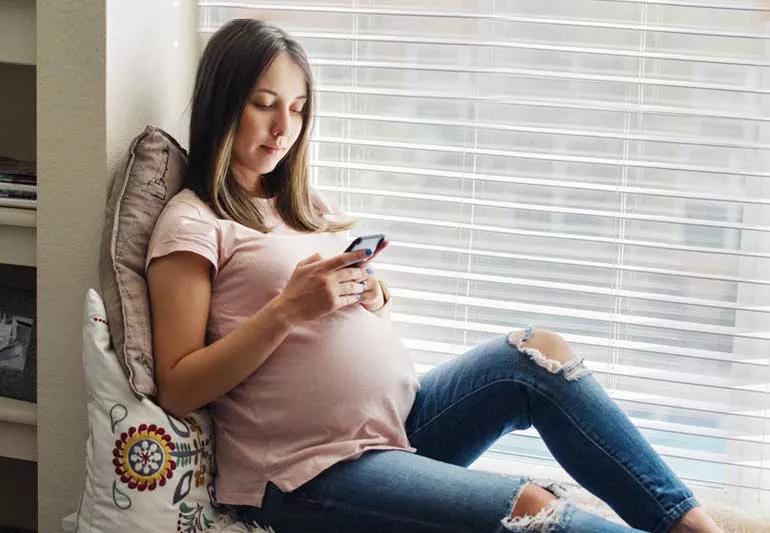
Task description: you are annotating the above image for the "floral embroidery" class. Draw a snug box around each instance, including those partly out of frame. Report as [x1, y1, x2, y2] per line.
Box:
[177, 502, 214, 533]
[195, 463, 206, 487]
[91, 315, 108, 326]
[113, 423, 176, 491]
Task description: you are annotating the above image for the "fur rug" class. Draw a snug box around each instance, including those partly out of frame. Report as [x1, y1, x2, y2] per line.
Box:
[568, 487, 770, 533]
[202, 488, 770, 532]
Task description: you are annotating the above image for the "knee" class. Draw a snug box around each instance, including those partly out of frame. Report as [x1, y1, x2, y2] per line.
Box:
[503, 481, 568, 531]
[510, 483, 557, 517]
[507, 327, 590, 381]
[508, 328, 575, 364]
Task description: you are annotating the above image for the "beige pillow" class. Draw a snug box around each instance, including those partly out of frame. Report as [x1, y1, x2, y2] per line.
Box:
[99, 126, 187, 397]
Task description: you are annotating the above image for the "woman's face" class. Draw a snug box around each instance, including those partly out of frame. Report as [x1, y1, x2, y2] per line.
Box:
[231, 51, 308, 193]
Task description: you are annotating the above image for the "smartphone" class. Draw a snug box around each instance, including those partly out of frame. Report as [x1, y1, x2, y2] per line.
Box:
[344, 233, 386, 266]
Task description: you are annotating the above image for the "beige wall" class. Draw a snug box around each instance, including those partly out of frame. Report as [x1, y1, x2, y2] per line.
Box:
[37, 1, 197, 530]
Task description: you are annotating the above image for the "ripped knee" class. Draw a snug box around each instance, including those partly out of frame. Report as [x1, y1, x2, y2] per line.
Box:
[507, 326, 591, 381]
[502, 479, 570, 531]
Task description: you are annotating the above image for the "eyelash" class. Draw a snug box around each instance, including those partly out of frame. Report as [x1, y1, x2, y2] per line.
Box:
[256, 103, 303, 115]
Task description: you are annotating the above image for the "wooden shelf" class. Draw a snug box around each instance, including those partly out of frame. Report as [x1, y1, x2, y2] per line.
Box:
[0, 396, 37, 462]
[0, 207, 36, 267]
[0, 206, 36, 227]
[0, 0, 36, 66]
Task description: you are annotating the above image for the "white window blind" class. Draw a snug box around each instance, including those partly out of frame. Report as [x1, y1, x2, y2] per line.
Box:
[199, 0, 770, 507]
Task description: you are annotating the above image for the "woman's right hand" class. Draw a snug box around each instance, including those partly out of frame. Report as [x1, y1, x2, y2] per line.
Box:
[275, 248, 373, 326]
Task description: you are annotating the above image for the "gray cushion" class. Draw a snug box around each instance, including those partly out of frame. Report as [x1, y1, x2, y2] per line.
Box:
[99, 125, 187, 397]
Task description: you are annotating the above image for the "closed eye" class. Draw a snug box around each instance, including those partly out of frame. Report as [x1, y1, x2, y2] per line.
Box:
[254, 102, 303, 115]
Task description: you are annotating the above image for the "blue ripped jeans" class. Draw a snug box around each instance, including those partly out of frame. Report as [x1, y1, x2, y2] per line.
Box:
[233, 329, 699, 533]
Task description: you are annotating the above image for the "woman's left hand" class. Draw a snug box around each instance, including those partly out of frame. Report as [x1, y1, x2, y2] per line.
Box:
[358, 275, 384, 311]
[358, 239, 389, 311]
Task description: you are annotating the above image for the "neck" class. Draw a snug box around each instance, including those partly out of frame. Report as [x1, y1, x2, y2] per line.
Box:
[230, 162, 270, 198]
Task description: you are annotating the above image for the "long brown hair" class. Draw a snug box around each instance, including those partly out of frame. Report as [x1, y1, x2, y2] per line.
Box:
[185, 19, 354, 234]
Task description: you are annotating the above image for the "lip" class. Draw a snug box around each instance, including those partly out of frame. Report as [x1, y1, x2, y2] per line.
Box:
[261, 145, 284, 155]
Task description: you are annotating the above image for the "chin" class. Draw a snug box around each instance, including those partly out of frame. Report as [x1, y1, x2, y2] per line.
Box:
[260, 163, 280, 174]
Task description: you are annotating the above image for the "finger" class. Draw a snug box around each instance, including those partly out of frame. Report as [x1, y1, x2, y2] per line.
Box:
[297, 252, 323, 267]
[359, 282, 378, 303]
[375, 239, 389, 255]
[332, 266, 368, 284]
[318, 249, 372, 272]
[361, 239, 389, 265]
[339, 293, 362, 307]
[339, 279, 369, 296]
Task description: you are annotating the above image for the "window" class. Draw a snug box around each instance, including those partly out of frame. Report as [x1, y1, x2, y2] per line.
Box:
[199, 0, 770, 506]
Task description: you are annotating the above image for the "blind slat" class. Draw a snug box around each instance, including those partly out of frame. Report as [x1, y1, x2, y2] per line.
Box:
[286, 31, 770, 67]
[311, 58, 770, 94]
[404, 338, 768, 372]
[474, 451, 770, 495]
[313, 137, 770, 179]
[375, 263, 769, 313]
[354, 212, 770, 258]
[313, 161, 770, 205]
[401, 318, 768, 368]
[319, 186, 770, 232]
[485, 448, 770, 491]
[393, 288, 770, 339]
[549, 0, 770, 11]
[505, 429, 769, 471]
[388, 241, 770, 286]
[199, 3, 770, 39]
[318, 85, 770, 122]
[314, 113, 770, 151]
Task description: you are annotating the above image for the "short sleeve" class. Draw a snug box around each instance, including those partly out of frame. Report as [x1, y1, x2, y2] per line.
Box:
[144, 201, 220, 276]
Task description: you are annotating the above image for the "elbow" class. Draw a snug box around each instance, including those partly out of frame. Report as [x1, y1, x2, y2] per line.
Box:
[156, 381, 189, 420]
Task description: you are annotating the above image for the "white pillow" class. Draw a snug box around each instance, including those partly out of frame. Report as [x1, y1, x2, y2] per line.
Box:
[76, 289, 266, 533]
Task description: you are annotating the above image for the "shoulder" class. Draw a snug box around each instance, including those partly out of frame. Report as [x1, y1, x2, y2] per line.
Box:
[160, 188, 219, 223]
[150, 189, 222, 245]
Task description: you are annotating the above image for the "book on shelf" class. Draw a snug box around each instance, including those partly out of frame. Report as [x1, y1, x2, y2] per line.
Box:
[0, 157, 36, 177]
[0, 265, 36, 403]
[0, 197, 36, 209]
[0, 157, 36, 192]
[0, 173, 36, 186]
[0, 314, 33, 374]
[0, 182, 35, 194]
[0, 190, 35, 199]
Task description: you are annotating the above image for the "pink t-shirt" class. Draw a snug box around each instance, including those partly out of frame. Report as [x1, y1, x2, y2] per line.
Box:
[145, 188, 420, 507]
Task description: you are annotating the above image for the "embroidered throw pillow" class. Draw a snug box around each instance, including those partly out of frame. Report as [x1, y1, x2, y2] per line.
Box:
[75, 288, 264, 533]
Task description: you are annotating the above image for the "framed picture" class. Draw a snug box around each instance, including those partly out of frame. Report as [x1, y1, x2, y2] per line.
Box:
[0, 264, 35, 402]
[0, 313, 33, 372]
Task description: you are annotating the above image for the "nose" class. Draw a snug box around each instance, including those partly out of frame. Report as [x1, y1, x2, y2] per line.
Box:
[271, 108, 291, 146]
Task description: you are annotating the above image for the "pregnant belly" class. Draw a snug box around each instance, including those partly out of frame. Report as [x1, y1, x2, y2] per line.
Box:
[250, 306, 418, 429]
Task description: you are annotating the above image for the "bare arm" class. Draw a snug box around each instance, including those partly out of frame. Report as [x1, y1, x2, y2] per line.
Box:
[147, 251, 295, 418]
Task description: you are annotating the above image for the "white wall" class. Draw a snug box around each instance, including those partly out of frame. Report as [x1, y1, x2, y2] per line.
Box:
[106, 0, 197, 171]
[37, 1, 197, 530]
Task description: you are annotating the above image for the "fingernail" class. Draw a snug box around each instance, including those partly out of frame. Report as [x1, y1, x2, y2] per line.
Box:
[365, 248, 373, 256]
